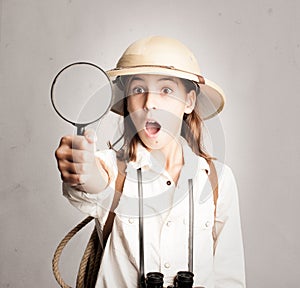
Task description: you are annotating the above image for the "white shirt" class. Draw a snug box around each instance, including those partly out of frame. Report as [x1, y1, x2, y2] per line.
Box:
[63, 139, 246, 288]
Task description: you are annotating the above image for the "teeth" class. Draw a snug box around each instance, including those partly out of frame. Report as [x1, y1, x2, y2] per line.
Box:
[146, 120, 161, 127]
[145, 120, 161, 135]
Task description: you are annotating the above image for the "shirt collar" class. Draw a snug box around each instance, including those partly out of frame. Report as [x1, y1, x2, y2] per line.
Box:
[127, 137, 210, 175]
[127, 144, 164, 174]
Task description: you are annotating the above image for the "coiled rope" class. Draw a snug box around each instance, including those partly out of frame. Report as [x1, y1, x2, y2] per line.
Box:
[52, 216, 102, 288]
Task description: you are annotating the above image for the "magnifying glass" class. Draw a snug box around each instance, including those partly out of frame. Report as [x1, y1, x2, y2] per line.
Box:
[50, 62, 112, 135]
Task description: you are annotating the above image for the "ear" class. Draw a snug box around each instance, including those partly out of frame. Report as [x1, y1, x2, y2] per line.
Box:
[184, 90, 196, 114]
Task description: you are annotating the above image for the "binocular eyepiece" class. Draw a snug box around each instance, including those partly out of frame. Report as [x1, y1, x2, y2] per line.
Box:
[145, 272, 164, 288]
[145, 271, 194, 288]
[173, 271, 194, 288]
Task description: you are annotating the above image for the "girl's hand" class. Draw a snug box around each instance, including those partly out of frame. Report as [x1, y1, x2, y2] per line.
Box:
[55, 129, 109, 194]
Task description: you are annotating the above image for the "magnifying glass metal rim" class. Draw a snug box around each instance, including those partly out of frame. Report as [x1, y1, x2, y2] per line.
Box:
[50, 61, 113, 129]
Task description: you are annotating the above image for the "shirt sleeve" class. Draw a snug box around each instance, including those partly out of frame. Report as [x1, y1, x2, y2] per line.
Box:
[62, 149, 117, 227]
[213, 163, 246, 288]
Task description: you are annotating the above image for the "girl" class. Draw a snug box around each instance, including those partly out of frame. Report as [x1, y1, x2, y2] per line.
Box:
[55, 36, 246, 287]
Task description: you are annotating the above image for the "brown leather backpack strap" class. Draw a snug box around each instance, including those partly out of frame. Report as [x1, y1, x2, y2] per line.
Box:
[208, 160, 219, 217]
[102, 159, 126, 245]
[207, 160, 220, 248]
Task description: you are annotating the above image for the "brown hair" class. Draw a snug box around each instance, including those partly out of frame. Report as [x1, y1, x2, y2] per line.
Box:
[112, 77, 213, 163]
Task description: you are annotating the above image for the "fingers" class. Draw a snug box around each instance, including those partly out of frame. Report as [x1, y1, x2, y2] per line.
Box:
[55, 129, 105, 186]
[59, 134, 94, 151]
[84, 129, 97, 144]
[59, 169, 89, 185]
[55, 134, 95, 163]
[57, 130, 96, 150]
[58, 160, 95, 175]
[56, 148, 94, 163]
[58, 158, 97, 184]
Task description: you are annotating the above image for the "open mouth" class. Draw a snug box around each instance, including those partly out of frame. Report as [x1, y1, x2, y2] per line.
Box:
[145, 120, 161, 137]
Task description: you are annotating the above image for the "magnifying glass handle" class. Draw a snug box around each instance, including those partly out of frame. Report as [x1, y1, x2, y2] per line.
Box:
[76, 125, 86, 136]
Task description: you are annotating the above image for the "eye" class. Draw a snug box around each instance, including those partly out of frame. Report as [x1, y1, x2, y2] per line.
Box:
[161, 87, 173, 95]
[131, 86, 145, 95]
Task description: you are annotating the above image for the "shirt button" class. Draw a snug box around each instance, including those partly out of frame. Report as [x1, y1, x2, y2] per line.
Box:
[166, 220, 172, 227]
[205, 221, 210, 227]
[128, 218, 134, 224]
[164, 262, 170, 269]
[166, 180, 172, 186]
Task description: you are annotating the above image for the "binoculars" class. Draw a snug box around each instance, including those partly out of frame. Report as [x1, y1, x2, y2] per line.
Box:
[145, 271, 202, 288]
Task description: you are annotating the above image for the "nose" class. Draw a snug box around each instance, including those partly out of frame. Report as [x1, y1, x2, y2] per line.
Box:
[144, 91, 158, 111]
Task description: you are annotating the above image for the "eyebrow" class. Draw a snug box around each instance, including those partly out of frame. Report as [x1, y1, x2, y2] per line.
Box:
[130, 76, 179, 86]
[158, 77, 178, 85]
[130, 76, 145, 82]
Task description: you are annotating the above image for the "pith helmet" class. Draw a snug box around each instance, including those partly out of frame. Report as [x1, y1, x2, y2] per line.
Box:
[106, 36, 225, 120]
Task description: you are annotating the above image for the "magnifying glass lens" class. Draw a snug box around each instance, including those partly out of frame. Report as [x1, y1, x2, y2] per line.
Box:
[51, 62, 112, 129]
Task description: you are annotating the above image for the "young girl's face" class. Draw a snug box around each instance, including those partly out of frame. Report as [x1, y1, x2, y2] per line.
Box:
[126, 74, 196, 150]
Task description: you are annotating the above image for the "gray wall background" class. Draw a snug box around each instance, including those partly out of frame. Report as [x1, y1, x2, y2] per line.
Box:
[1, 0, 299, 287]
